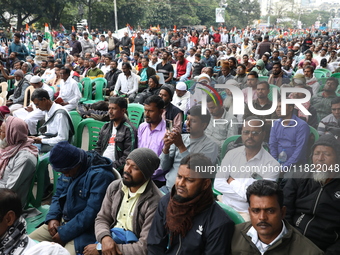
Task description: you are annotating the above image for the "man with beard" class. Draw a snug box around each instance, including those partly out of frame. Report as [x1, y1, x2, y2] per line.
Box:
[215, 117, 280, 221]
[94, 97, 137, 174]
[83, 148, 162, 255]
[156, 51, 174, 84]
[283, 134, 340, 254]
[113, 63, 139, 102]
[231, 180, 323, 255]
[105, 60, 122, 96]
[174, 49, 192, 82]
[148, 153, 235, 254]
[303, 65, 321, 96]
[268, 62, 290, 87]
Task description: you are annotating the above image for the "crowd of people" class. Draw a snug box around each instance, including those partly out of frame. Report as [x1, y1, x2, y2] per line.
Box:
[1, 25, 340, 255]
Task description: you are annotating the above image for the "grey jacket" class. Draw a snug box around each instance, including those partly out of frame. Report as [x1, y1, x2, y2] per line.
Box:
[95, 180, 163, 255]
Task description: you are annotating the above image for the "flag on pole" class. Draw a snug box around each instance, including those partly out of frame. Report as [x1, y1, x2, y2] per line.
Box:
[174, 25, 177, 33]
[126, 24, 133, 37]
[72, 26, 75, 33]
[60, 23, 67, 34]
[45, 23, 54, 49]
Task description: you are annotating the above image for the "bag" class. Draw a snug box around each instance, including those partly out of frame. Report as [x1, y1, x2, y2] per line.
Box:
[96, 228, 138, 251]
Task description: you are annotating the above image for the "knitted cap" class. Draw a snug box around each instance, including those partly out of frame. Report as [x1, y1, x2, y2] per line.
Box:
[127, 148, 160, 179]
[49, 141, 82, 172]
[311, 134, 340, 162]
[160, 85, 174, 100]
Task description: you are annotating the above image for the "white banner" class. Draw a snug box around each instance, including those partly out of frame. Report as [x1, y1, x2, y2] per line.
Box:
[216, 8, 225, 23]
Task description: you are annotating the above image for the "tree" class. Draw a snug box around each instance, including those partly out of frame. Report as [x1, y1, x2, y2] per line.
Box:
[225, 0, 261, 28]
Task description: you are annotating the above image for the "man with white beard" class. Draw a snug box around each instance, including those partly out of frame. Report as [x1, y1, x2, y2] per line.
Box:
[283, 134, 340, 254]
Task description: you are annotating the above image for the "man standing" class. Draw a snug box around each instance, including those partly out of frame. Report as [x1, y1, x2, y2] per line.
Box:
[284, 134, 340, 253]
[55, 67, 81, 111]
[106, 30, 119, 59]
[29, 141, 115, 255]
[256, 35, 271, 59]
[0, 117, 38, 206]
[33, 34, 51, 65]
[215, 117, 280, 220]
[95, 97, 137, 174]
[134, 31, 145, 54]
[69, 33, 82, 56]
[120, 32, 132, 56]
[148, 153, 235, 254]
[231, 180, 323, 255]
[8, 33, 29, 61]
[83, 148, 163, 255]
[81, 32, 95, 57]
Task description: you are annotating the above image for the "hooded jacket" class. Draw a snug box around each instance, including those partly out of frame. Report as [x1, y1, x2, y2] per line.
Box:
[45, 150, 115, 254]
[252, 59, 269, 76]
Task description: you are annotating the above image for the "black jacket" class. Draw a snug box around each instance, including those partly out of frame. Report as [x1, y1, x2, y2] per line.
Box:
[94, 118, 137, 173]
[105, 68, 122, 91]
[284, 178, 340, 253]
[147, 193, 235, 255]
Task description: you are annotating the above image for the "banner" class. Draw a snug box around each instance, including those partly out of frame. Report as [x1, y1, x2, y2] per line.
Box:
[216, 8, 225, 23]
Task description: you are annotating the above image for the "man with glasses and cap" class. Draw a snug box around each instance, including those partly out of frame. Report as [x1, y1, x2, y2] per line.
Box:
[29, 141, 115, 255]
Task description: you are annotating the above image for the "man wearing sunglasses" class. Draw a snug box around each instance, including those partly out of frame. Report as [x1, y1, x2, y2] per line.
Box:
[215, 116, 280, 221]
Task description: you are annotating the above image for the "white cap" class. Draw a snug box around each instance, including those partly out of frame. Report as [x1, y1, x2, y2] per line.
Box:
[30, 75, 42, 83]
[195, 73, 211, 81]
[176, 82, 187, 91]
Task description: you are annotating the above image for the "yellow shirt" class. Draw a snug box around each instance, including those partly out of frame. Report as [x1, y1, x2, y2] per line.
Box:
[115, 180, 149, 231]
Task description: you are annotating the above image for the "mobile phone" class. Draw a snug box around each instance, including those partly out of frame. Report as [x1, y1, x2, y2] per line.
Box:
[166, 119, 173, 132]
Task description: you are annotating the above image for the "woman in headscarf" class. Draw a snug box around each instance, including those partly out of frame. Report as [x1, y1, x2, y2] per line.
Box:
[252, 59, 269, 76]
[21, 61, 33, 82]
[6, 70, 30, 112]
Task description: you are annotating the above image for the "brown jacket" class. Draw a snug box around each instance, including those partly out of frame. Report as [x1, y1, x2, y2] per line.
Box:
[95, 179, 163, 255]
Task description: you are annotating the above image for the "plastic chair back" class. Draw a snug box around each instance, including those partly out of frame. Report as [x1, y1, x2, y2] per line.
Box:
[76, 118, 106, 150]
[69, 111, 83, 145]
[127, 103, 145, 128]
[309, 125, 319, 142]
[83, 78, 107, 104]
[0, 81, 8, 92]
[185, 80, 195, 90]
[220, 135, 241, 160]
[317, 68, 332, 77]
[78, 82, 83, 93]
[217, 201, 245, 224]
[80, 77, 92, 102]
[258, 76, 268, 82]
[268, 84, 280, 102]
[23, 85, 35, 107]
[317, 77, 329, 86]
[331, 73, 340, 79]
[314, 70, 326, 79]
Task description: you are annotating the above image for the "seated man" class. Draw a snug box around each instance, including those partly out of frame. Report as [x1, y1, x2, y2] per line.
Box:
[41, 59, 56, 84]
[29, 141, 115, 255]
[158, 85, 183, 132]
[318, 97, 340, 136]
[160, 105, 219, 194]
[6, 70, 30, 113]
[113, 63, 139, 103]
[242, 71, 259, 103]
[171, 82, 190, 114]
[83, 148, 163, 255]
[283, 134, 340, 253]
[0, 188, 37, 253]
[29, 88, 74, 152]
[268, 62, 290, 87]
[95, 97, 137, 174]
[105, 60, 122, 96]
[86, 58, 104, 79]
[137, 57, 156, 92]
[304, 65, 320, 96]
[55, 67, 82, 111]
[231, 180, 323, 255]
[0, 116, 38, 207]
[215, 117, 280, 220]
[204, 94, 238, 148]
[148, 153, 235, 254]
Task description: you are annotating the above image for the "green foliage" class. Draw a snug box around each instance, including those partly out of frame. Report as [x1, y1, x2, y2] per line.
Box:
[300, 11, 331, 27]
[225, 0, 261, 28]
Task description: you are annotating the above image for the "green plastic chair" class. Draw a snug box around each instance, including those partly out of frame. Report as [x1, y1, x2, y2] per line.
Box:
[314, 70, 326, 79]
[331, 73, 340, 79]
[83, 77, 107, 104]
[268, 84, 280, 101]
[317, 77, 329, 86]
[220, 135, 241, 160]
[80, 77, 93, 103]
[336, 85, 340, 97]
[127, 103, 145, 128]
[185, 80, 196, 90]
[78, 82, 83, 93]
[217, 201, 245, 224]
[309, 125, 319, 142]
[258, 76, 268, 82]
[317, 68, 332, 77]
[69, 111, 83, 145]
[76, 118, 106, 150]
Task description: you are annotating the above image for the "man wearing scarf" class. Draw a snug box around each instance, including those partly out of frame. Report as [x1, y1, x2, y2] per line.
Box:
[6, 70, 30, 113]
[148, 153, 235, 254]
[0, 116, 38, 207]
[304, 65, 321, 96]
[0, 189, 37, 255]
[268, 62, 290, 87]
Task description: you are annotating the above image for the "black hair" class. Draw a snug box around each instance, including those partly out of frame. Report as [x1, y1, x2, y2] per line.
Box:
[327, 77, 339, 87]
[244, 116, 266, 131]
[122, 62, 132, 70]
[187, 105, 211, 125]
[47, 59, 55, 63]
[237, 63, 246, 70]
[194, 53, 201, 58]
[246, 180, 284, 208]
[60, 67, 71, 75]
[31, 88, 50, 101]
[228, 57, 237, 66]
[257, 81, 270, 90]
[331, 97, 340, 105]
[207, 93, 222, 107]
[142, 57, 149, 62]
[180, 153, 214, 179]
[247, 71, 259, 78]
[272, 61, 282, 69]
[108, 97, 127, 109]
[305, 50, 313, 56]
[144, 95, 165, 110]
[0, 189, 22, 221]
[14, 33, 21, 38]
[104, 54, 112, 60]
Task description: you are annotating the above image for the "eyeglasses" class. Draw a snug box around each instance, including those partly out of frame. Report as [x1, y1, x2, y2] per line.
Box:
[242, 130, 262, 136]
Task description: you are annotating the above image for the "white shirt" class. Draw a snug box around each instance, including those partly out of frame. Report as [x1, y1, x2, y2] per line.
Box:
[114, 72, 139, 95]
[41, 68, 56, 84]
[101, 64, 111, 75]
[58, 76, 81, 107]
[186, 55, 195, 63]
[96, 41, 108, 55]
[149, 61, 160, 70]
[103, 126, 117, 161]
[171, 91, 190, 114]
[39, 102, 71, 146]
[247, 220, 288, 255]
[215, 146, 280, 212]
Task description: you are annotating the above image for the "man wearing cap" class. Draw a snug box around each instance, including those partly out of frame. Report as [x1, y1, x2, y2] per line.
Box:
[0, 116, 38, 207]
[148, 153, 235, 254]
[283, 134, 340, 253]
[86, 58, 104, 79]
[159, 85, 183, 132]
[12, 75, 54, 135]
[174, 49, 192, 82]
[171, 82, 190, 114]
[83, 148, 163, 255]
[29, 141, 115, 255]
[0, 106, 10, 126]
[33, 34, 51, 65]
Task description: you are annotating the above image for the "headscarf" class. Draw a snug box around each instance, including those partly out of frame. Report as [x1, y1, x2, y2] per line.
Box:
[252, 59, 269, 76]
[0, 116, 38, 179]
[24, 62, 32, 73]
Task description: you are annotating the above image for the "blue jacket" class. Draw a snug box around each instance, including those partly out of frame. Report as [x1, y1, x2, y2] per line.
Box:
[45, 150, 115, 254]
[8, 41, 29, 61]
